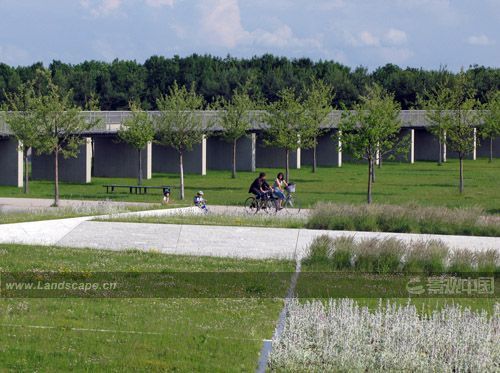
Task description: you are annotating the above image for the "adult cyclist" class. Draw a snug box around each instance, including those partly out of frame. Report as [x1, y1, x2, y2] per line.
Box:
[248, 172, 280, 210]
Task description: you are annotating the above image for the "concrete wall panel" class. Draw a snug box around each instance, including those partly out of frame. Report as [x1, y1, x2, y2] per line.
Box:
[153, 143, 203, 174]
[206, 135, 255, 171]
[476, 136, 500, 158]
[0, 137, 23, 187]
[255, 137, 297, 169]
[93, 137, 149, 179]
[32, 138, 92, 183]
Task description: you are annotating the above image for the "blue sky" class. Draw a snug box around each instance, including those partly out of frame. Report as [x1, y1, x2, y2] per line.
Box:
[0, 0, 498, 70]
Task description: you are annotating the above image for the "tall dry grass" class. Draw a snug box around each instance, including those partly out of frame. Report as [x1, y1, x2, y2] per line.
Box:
[303, 235, 499, 274]
[306, 203, 500, 237]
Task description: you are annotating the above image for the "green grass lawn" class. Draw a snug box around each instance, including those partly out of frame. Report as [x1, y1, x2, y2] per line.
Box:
[0, 159, 499, 213]
[0, 245, 294, 371]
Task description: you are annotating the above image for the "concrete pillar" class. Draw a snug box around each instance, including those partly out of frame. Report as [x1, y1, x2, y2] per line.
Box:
[251, 133, 256, 172]
[473, 128, 477, 160]
[443, 131, 447, 163]
[32, 138, 92, 183]
[201, 135, 207, 176]
[410, 129, 415, 164]
[84, 137, 92, 183]
[146, 141, 152, 179]
[296, 135, 301, 169]
[93, 136, 150, 179]
[375, 143, 380, 166]
[338, 131, 342, 168]
[0, 137, 23, 187]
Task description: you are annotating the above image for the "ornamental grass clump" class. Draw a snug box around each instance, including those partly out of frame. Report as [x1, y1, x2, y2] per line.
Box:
[268, 299, 500, 372]
[353, 238, 405, 274]
[302, 236, 498, 274]
[402, 240, 449, 274]
[477, 249, 500, 273]
[306, 202, 500, 237]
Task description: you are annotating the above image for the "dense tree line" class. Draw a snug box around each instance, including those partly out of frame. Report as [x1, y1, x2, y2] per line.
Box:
[0, 54, 499, 111]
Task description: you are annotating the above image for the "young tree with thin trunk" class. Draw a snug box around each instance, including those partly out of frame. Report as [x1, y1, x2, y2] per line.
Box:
[481, 90, 500, 163]
[33, 70, 94, 207]
[118, 102, 155, 185]
[155, 82, 206, 200]
[212, 86, 254, 179]
[264, 88, 305, 182]
[442, 71, 480, 194]
[419, 79, 454, 166]
[339, 84, 407, 204]
[302, 78, 334, 173]
[4, 81, 39, 193]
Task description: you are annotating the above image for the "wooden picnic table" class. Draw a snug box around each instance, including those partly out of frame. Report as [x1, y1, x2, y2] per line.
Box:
[103, 184, 171, 195]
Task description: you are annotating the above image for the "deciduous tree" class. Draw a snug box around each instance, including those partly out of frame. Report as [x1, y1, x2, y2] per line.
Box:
[264, 88, 305, 182]
[33, 70, 94, 206]
[302, 78, 334, 172]
[118, 101, 155, 185]
[212, 86, 254, 178]
[155, 82, 206, 200]
[442, 71, 481, 193]
[481, 90, 500, 162]
[339, 84, 407, 204]
[4, 81, 39, 193]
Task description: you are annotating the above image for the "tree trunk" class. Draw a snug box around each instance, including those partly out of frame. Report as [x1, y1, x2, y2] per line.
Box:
[138, 149, 143, 185]
[23, 148, 29, 194]
[312, 140, 317, 173]
[53, 150, 59, 207]
[367, 158, 373, 204]
[179, 151, 185, 200]
[459, 156, 464, 194]
[232, 138, 237, 179]
[490, 137, 493, 163]
[285, 149, 290, 183]
[438, 137, 442, 166]
[371, 159, 376, 183]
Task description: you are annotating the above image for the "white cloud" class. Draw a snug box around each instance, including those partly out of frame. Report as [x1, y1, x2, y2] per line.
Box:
[378, 47, 413, 63]
[199, 0, 248, 48]
[81, 0, 174, 17]
[385, 28, 407, 45]
[80, 0, 122, 17]
[0, 45, 30, 65]
[359, 31, 379, 46]
[466, 34, 495, 46]
[198, 0, 323, 50]
[145, 0, 175, 7]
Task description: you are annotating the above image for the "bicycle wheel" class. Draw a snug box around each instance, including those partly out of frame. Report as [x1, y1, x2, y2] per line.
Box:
[283, 195, 301, 214]
[261, 198, 277, 214]
[244, 196, 259, 214]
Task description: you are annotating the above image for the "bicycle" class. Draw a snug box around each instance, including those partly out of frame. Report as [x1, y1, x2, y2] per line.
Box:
[244, 191, 278, 214]
[281, 183, 301, 214]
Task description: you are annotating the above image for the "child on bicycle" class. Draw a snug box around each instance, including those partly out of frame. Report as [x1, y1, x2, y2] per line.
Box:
[194, 191, 208, 213]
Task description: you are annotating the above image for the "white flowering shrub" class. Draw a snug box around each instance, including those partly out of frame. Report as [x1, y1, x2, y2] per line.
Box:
[269, 299, 500, 372]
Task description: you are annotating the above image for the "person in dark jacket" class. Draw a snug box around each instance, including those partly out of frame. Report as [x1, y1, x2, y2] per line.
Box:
[248, 172, 271, 199]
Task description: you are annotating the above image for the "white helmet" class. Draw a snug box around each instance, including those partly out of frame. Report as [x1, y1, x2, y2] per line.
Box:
[197, 191, 204, 196]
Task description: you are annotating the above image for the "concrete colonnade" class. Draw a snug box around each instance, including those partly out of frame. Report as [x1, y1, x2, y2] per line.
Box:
[2, 127, 500, 187]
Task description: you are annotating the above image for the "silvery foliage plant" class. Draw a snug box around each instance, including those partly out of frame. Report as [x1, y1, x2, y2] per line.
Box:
[269, 299, 499, 372]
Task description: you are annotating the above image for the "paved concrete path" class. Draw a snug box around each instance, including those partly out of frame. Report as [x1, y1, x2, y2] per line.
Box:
[0, 208, 498, 260]
[0, 197, 158, 213]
